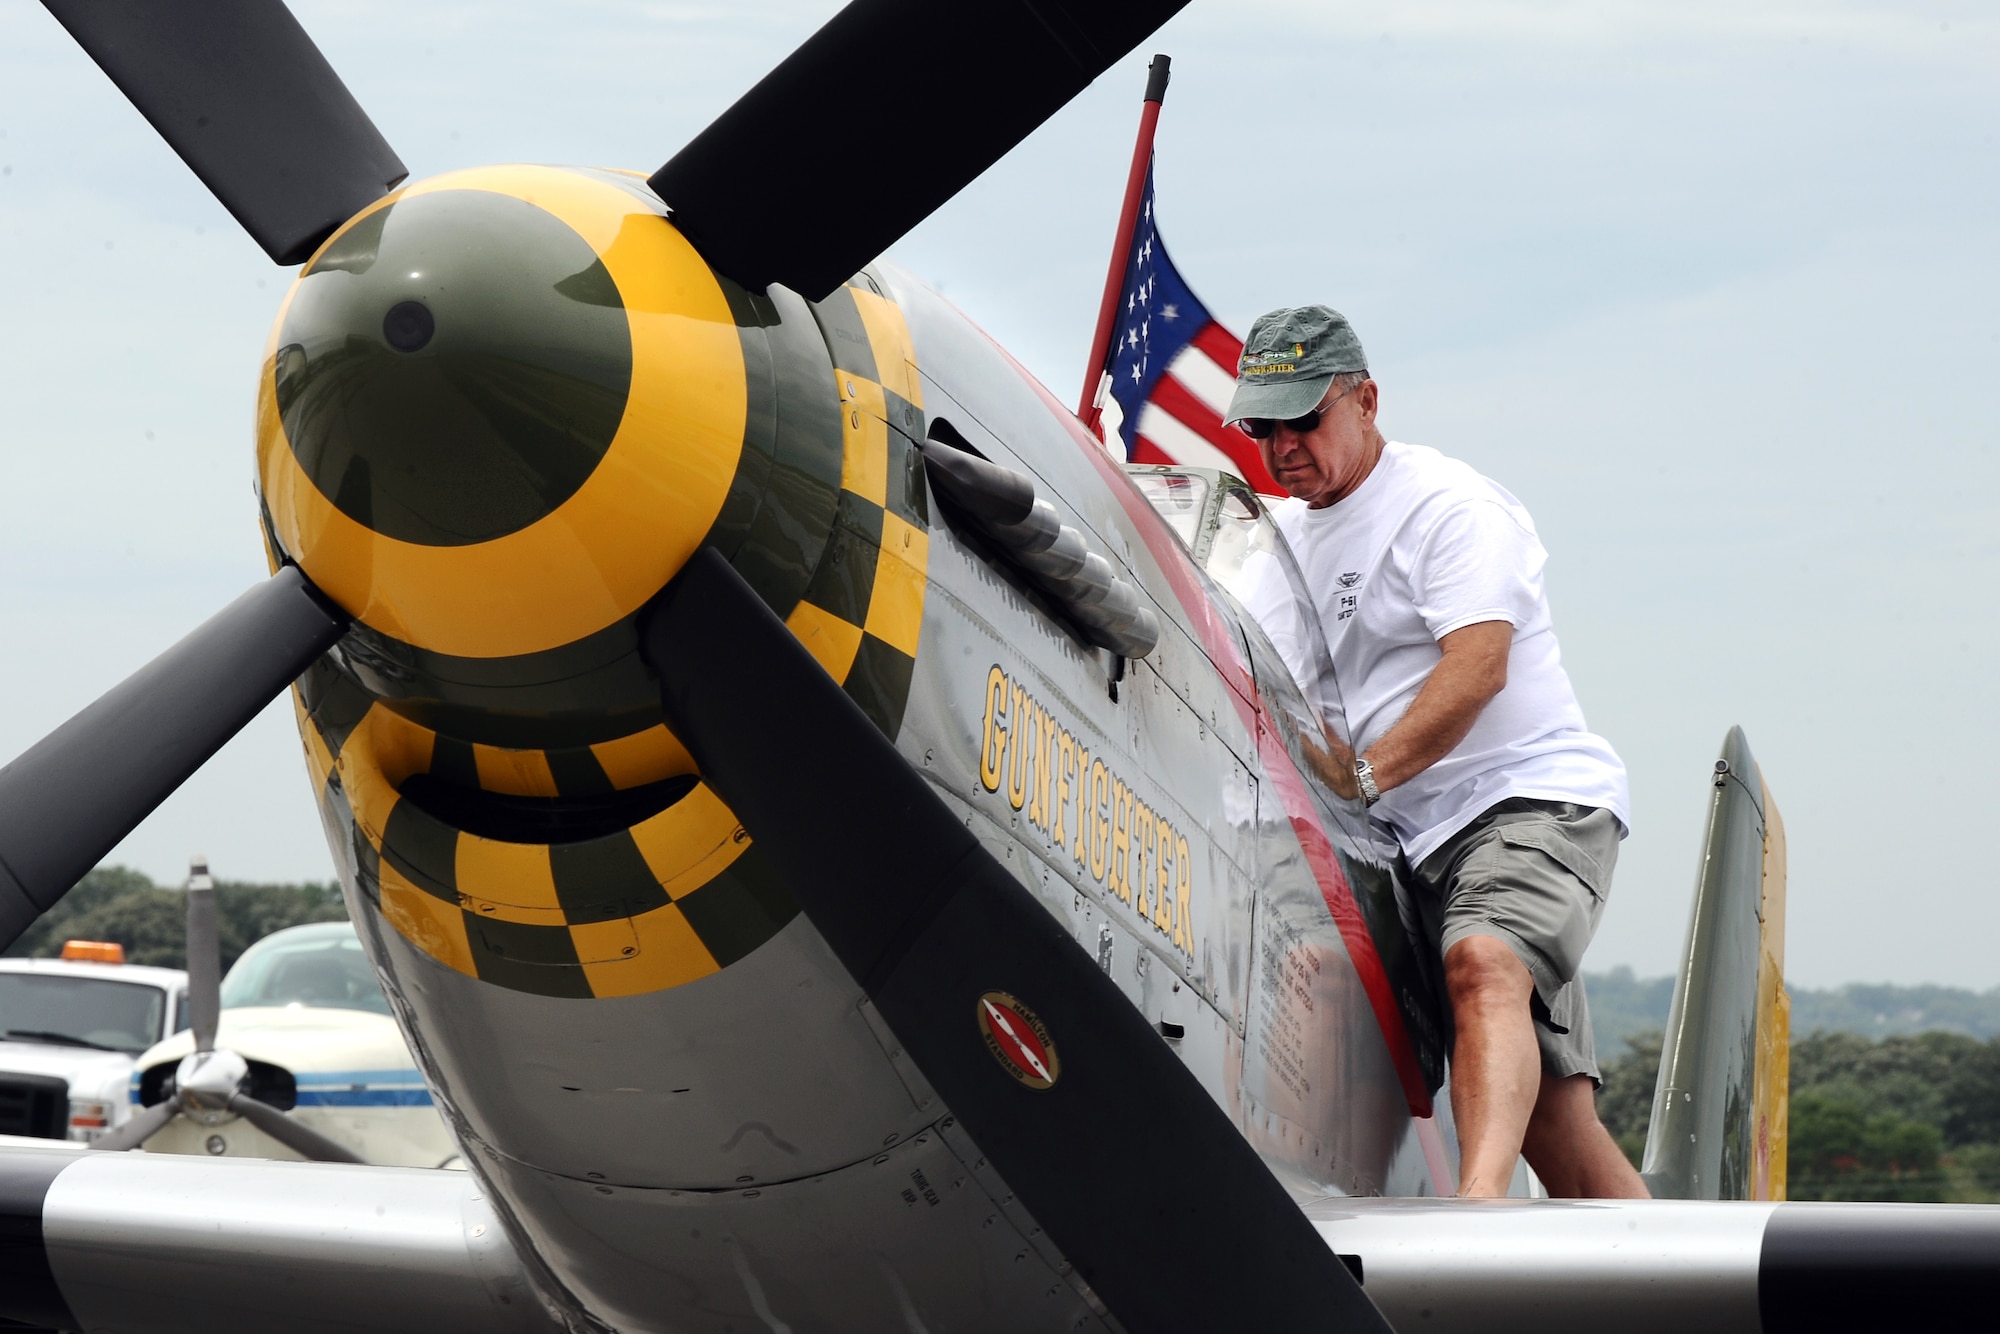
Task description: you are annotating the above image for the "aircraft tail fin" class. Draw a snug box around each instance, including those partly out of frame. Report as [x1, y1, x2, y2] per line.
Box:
[1640, 726, 1789, 1200]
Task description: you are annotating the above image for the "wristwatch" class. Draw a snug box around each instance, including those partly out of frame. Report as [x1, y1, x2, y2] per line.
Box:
[1354, 757, 1381, 807]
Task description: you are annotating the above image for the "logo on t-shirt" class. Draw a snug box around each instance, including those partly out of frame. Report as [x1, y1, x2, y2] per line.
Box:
[1337, 571, 1362, 588]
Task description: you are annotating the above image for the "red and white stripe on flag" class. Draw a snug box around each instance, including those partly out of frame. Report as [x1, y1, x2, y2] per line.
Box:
[1105, 323, 1282, 496]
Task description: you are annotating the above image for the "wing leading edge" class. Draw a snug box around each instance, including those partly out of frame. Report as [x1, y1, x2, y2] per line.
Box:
[0, 1140, 557, 1334]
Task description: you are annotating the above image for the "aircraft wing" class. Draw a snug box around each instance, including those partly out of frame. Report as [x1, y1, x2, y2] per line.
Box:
[0, 1141, 558, 1334]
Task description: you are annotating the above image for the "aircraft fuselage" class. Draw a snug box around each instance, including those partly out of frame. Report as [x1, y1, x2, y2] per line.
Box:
[270, 164, 1440, 1331]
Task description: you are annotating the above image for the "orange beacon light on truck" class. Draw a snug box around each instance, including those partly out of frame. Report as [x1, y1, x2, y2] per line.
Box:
[58, 940, 125, 964]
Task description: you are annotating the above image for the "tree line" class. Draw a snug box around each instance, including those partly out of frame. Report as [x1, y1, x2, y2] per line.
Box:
[1597, 1029, 2000, 1202]
[2, 865, 348, 975]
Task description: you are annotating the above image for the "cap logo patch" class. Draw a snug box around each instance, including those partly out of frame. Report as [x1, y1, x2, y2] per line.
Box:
[977, 991, 1060, 1090]
[1239, 342, 1305, 377]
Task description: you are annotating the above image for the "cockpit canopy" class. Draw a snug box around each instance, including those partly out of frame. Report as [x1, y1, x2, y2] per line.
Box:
[220, 920, 391, 1016]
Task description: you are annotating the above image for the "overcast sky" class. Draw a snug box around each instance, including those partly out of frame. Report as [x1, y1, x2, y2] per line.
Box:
[1, 1, 1995, 987]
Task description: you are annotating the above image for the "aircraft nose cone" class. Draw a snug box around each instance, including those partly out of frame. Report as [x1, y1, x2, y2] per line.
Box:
[271, 188, 633, 547]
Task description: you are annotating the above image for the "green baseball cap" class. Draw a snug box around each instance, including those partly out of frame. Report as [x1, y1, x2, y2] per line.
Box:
[1222, 305, 1368, 425]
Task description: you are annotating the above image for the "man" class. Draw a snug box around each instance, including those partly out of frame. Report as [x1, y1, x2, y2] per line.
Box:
[1225, 305, 1645, 1199]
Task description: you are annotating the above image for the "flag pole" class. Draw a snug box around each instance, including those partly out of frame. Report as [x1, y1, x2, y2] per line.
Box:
[1077, 54, 1171, 435]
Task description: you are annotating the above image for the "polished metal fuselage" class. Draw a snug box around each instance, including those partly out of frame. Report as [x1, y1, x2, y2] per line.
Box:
[326, 261, 1440, 1332]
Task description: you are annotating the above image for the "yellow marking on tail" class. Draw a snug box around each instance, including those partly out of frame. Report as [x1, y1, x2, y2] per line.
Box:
[1751, 783, 1790, 1202]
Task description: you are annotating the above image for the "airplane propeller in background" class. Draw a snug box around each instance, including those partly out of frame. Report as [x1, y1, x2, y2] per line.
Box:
[92, 858, 362, 1163]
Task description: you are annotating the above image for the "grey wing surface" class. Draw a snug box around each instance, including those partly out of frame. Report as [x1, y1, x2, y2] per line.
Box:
[0, 1141, 556, 1334]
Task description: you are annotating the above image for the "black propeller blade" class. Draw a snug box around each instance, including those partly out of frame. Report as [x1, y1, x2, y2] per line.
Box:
[225, 1090, 366, 1164]
[650, 0, 1193, 299]
[89, 1094, 185, 1152]
[40, 0, 407, 265]
[0, 567, 348, 953]
[643, 549, 1391, 1333]
[185, 857, 221, 1055]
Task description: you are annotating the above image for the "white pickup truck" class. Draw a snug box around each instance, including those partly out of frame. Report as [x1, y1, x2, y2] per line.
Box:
[0, 947, 189, 1142]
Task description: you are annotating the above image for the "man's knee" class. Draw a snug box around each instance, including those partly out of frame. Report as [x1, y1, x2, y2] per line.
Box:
[1444, 934, 1533, 1012]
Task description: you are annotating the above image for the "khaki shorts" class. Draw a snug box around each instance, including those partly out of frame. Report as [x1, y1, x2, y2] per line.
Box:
[1409, 798, 1619, 1083]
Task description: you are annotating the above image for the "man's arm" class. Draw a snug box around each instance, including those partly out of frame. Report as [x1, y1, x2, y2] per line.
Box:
[1363, 619, 1512, 794]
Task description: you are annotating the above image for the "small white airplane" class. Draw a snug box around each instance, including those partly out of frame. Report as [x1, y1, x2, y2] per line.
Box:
[131, 915, 459, 1170]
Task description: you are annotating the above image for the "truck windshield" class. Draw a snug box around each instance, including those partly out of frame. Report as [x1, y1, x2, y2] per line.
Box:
[219, 922, 391, 1016]
[0, 974, 164, 1053]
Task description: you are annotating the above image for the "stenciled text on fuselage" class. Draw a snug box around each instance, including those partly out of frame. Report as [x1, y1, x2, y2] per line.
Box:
[977, 665, 1193, 959]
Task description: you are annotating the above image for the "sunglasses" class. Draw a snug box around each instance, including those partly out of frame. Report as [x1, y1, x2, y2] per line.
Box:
[1236, 380, 1364, 439]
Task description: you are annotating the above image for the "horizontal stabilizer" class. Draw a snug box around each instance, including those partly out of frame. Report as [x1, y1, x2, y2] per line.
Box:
[1311, 1196, 2000, 1332]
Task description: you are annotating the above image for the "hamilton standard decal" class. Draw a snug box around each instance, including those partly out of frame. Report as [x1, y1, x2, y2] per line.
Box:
[977, 665, 1195, 959]
[977, 991, 1060, 1090]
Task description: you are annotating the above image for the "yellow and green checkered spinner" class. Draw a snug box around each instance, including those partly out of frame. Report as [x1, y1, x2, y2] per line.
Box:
[268, 179, 931, 998]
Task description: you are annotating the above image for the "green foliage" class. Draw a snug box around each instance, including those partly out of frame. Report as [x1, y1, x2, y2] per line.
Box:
[3, 865, 346, 974]
[1592, 1028, 1661, 1167]
[1788, 1030, 1981, 1131]
[1940, 1043, 2000, 1148]
[1787, 1093, 1944, 1202]
[1942, 1143, 2000, 1201]
[1592, 1025, 2000, 1200]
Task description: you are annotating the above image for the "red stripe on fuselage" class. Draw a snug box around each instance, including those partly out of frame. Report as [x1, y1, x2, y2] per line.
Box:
[988, 340, 1433, 1118]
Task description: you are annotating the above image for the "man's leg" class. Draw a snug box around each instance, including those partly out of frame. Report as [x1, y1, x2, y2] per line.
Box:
[1443, 935, 1541, 1197]
[1521, 1072, 1649, 1198]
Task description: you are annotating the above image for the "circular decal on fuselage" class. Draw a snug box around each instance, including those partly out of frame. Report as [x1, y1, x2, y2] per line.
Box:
[977, 991, 1060, 1090]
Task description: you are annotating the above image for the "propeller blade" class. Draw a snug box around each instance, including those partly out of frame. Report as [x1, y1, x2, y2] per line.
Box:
[642, 549, 1390, 1333]
[226, 1093, 365, 1164]
[40, 0, 407, 264]
[0, 566, 349, 953]
[649, 0, 1192, 299]
[185, 858, 221, 1055]
[89, 1094, 182, 1152]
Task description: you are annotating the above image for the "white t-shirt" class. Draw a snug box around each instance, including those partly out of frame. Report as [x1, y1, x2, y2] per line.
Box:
[1265, 440, 1629, 867]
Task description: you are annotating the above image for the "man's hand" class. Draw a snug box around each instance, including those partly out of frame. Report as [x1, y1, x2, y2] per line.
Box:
[1299, 719, 1359, 801]
[1362, 619, 1511, 794]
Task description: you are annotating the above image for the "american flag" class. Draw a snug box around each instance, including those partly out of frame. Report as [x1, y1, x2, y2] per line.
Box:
[1094, 166, 1279, 495]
